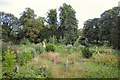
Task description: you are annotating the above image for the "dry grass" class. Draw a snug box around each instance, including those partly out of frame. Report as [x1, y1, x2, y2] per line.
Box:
[19, 51, 119, 78]
[92, 53, 118, 67]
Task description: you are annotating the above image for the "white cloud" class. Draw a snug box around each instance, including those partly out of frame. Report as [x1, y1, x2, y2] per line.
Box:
[0, 0, 119, 28]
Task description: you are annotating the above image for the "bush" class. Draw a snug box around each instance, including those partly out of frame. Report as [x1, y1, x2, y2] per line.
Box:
[111, 50, 120, 55]
[54, 44, 67, 53]
[89, 46, 105, 55]
[2, 49, 16, 78]
[17, 45, 37, 65]
[58, 36, 67, 44]
[81, 47, 93, 58]
[20, 37, 30, 45]
[35, 43, 45, 53]
[66, 45, 73, 54]
[49, 35, 58, 45]
[17, 50, 32, 66]
[46, 44, 55, 52]
[19, 44, 36, 57]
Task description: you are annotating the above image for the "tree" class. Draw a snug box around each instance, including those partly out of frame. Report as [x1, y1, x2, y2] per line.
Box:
[110, 7, 120, 49]
[83, 18, 100, 43]
[99, 7, 120, 47]
[19, 8, 44, 43]
[118, 12, 120, 50]
[83, 6, 120, 49]
[45, 9, 58, 39]
[46, 9, 58, 30]
[19, 8, 36, 25]
[0, 12, 18, 42]
[59, 3, 78, 45]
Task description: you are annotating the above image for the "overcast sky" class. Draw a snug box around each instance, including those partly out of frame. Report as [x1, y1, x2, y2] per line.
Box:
[0, 0, 119, 28]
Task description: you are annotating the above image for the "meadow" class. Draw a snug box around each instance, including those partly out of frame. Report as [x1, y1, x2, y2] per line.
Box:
[1, 39, 119, 78]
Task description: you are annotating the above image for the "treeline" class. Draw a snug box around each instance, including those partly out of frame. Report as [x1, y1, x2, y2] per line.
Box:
[0, 3, 120, 50]
[83, 6, 120, 50]
[1, 3, 78, 45]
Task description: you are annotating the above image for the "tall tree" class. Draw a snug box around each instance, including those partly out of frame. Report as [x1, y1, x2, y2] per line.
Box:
[46, 9, 58, 38]
[118, 11, 120, 50]
[59, 3, 78, 45]
[46, 9, 58, 30]
[99, 7, 120, 45]
[110, 7, 120, 49]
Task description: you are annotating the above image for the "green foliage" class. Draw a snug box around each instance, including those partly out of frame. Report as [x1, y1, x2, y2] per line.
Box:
[12, 68, 51, 78]
[19, 44, 36, 56]
[19, 8, 45, 43]
[35, 43, 45, 53]
[0, 27, 2, 39]
[17, 44, 36, 65]
[83, 6, 120, 50]
[12, 69, 42, 78]
[93, 53, 118, 67]
[46, 9, 58, 30]
[74, 36, 81, 46]
[81, 47, 93, 58]
[17, 50, 32, 66]
[2, 43, 8, 55]
[54, 44, 67, 53]
[0, 12, 18, 42]
[0, 56, 1, 79]
[83, 18, 100, 43]
[66, 45, 73, 54]
[20, 37, 30, 45]
[2, 49, 16, 78]
[59, 3, 78, 45]
[111, 49, 120, 55]
[46, 44, 55, 52]
[49, 35, 58, 45]
[89, 46, 105, 55]
[58, 36, 67, 44]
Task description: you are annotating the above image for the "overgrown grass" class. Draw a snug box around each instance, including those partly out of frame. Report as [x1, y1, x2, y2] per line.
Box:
[17, 51, 119, 78]
[2, 41, 119, 78]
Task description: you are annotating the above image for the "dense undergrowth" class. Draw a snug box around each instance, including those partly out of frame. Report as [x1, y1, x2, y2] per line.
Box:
[1, 38, 119, 79]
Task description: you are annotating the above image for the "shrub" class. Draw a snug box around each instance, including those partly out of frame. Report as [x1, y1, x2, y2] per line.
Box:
[89, 46, 105, 55]
[54, 44, 67, 53]
[58, 36, 67, 44]
[111, 50, 120, 55]
[17, 50, 32, 66]
[20, 37, 30, 45]
[2, 49, 16, 78]
[46, 44, 55, 52]
[66, 45, 73, 54]
[17, 45, 37, 65]
[81, 47, 93, 58]
[19, 45, 36, 57]
[35, 43, 45, 53]
[49, 35, 58, 45]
